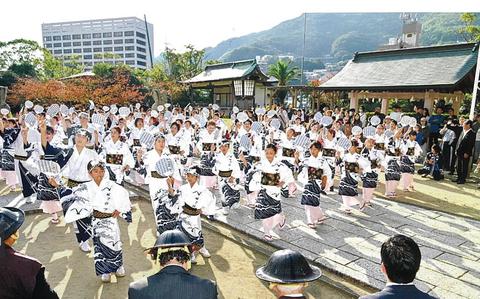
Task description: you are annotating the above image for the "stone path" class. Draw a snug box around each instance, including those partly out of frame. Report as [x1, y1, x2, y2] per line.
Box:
[128, 182, 480, 299]
[5, 180, 480, 298]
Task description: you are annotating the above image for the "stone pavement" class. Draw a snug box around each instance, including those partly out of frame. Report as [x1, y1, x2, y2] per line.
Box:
[127, 182, 480, 299]
[4, 180, 480, 298]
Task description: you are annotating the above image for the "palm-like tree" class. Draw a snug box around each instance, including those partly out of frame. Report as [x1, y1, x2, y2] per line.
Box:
[267, 60, 299, 103]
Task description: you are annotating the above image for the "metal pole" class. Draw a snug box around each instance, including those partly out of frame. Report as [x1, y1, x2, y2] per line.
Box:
[469, 44, 480, 120]
[299, 12, 307, 109]
[144, 14, 154, 69]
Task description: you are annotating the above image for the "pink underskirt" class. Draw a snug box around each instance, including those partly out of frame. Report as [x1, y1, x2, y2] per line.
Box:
[40, 200, 62, 214]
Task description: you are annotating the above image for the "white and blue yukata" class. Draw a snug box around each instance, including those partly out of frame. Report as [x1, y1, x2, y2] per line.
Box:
[61, 178, 131, 276]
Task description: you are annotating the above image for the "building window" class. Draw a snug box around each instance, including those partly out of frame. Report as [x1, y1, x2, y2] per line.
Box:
[44, 36, 52, 42]
[53, 36, 61, 41]
[53, 43, 62, 47]
[92, 33, 101, 38]
[72, 42, 81, 47]
[93, 40, 102, 45]
[125, 39, 134, 44]
[137, 39, 146, 46]
[115, 53, 124, 58]
[114, 46, 123, 52]
[63, 49, 72, 54]
[126, 60, 135, 65]
[125, 46, 134, 51]
[53, 49, 62, 54]
[103, 32, 112, 38]
[114, 39, 123, 45]
[114, 32, 123, 37]
[73, 48, 82, 53]
[45, 43, 52, 48]
[83, 41, 91, 46]
[103, 47, 112, 51]
[137, 53, 146, 60]
[63, 42, 71, 47]
[137, 46, 146, 53]
[84, 54, 92, 59]
[137, 60, 146, 66]
[93, 47, 102, 52]
[72, 34, 81, 40]
[94, 54, 103, 59]
[103, 40, 112, 45]
[83, 48, 92, 53]
[62, 35, 71, 40]
[124, 31, 134, 36]
[125, 53, 135, 58]
[136, 32, 146, 39]
[82, 33, 91, 39]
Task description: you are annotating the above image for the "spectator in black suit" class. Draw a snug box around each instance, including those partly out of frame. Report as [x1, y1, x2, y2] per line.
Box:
[128, 229, 217, 299]
[256, 249, 321, 299]
[455, 119, 476, 184]
[359, 235, 436, 299]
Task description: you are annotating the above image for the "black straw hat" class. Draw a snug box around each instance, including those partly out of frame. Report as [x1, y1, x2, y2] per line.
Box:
[146, 229, 192, 255]
[0, 207, 25, 243]
[256, 249, 322, 283]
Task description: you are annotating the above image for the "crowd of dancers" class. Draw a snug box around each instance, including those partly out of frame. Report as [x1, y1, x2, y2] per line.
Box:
[0, 100, 426, 281]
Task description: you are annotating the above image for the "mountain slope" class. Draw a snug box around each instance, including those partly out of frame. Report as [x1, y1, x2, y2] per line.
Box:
[204, 13, 477, 64]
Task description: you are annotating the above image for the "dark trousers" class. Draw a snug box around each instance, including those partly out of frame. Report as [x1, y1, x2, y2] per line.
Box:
[441, 144, 452, 171]
[74, 217, 92, 243]
[429, 132, 440, 147]
[457, 155, 469, 182]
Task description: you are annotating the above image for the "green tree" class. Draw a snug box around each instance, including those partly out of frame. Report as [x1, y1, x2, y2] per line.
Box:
[8, 62, 37, 77]
[459, 13, 480, 42]
[0, 39, 42, 70]
[41, 50, 83, 80]
[268, 59, 299, 86]
[268, 59, 299, 103]
[163, 44, 205, 81]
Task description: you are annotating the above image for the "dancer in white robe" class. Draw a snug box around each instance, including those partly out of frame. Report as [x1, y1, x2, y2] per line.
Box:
[56, 160, 131, 283]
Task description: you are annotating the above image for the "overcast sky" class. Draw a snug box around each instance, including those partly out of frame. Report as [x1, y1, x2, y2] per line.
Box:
[1, 0, 478, 56]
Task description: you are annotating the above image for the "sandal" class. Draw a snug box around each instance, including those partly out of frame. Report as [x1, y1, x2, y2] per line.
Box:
[51, 218, 60, 224]
[307, 223, 316, 229]
[264, 234, 274, 241]
[279, 218, 286, 230]
[317, 217, 328, 224]
[344, 209, 352, 215]
[359, 203, 366, 212]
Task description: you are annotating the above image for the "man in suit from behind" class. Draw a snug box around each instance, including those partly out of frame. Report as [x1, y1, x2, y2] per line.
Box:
[128, 229, 217, 299]
[455, 119, 476, 184]
[360, 235, 436, 299]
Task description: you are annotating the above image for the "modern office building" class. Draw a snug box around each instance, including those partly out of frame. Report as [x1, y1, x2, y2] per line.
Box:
[41, 17, 154, 70]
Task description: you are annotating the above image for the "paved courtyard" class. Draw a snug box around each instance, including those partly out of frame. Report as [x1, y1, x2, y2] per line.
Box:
[127, 181, 480, 299]
[3, 178, 480, 298]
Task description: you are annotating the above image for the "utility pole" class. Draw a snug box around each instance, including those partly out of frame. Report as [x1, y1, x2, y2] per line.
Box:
[144, 14, 154, 69]
[299, 12, 307, 108]
[469, 43, 480, 120]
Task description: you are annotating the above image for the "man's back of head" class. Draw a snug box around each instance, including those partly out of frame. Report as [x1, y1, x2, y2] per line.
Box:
[381, 234, 421, 284]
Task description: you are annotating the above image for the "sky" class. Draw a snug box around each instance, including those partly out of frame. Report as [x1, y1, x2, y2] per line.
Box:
[1, 0, 479, 56]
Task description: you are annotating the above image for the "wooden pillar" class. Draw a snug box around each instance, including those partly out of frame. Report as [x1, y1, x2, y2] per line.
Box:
[349, 91, 359, 111]
[381, 98, 389, 114]
[452, 91, 463, 115]
[424, 91, 433, 112]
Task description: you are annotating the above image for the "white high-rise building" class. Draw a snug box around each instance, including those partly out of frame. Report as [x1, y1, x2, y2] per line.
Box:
[41, 17, 154, 70]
